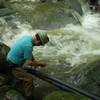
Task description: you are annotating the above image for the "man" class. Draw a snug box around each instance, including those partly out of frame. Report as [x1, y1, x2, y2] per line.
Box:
[7, 32, 49, 100]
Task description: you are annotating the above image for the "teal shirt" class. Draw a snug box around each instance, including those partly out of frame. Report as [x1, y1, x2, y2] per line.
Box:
[7, 36, 34, 66]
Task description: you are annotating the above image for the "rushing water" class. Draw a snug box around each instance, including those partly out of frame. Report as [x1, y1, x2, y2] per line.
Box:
[1, 12, 100, 75]
[0, 1, 100, 97]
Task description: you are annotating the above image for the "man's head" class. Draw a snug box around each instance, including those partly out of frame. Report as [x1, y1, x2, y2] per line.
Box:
[34, 33, 49, 46]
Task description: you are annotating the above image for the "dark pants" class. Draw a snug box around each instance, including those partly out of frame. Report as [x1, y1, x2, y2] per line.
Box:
[7, 59, 34, 98]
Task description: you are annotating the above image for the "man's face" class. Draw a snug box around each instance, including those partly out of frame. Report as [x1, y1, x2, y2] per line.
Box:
[35, 40, 43, 46]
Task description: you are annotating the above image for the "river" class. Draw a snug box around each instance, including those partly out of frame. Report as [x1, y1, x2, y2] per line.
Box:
[0, 0, 100, 97]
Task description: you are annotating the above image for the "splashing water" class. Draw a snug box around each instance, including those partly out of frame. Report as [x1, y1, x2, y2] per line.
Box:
[1, 12, 100, 69]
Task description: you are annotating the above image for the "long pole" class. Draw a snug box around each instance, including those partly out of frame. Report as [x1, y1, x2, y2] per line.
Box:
[24, 67, 100, 100]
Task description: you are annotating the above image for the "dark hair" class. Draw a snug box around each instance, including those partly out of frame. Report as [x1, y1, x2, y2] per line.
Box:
[36, 33, 43, 45]
[36, 33, 41, 40]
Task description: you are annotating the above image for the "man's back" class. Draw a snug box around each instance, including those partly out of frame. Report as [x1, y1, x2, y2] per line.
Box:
[7, 36, 34, 66]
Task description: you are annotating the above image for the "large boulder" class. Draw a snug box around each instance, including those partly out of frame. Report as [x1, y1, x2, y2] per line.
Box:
[43, 91, 91, 100]
[0, 85, 26, 100]
[6, 89, 26, 100]
[98, 0, 100, 6]
[0, 8, 15, 17]
[80, 59, 100, 96]
[0, 74, 10, 86]
[68, 59, 100, 96]
[64, 0, 83, 15]
[0, 0, 5, 8]
[0, 42, 26, 100]
[9, 1, 82, 30]
[0, 42, 10, 73]
[0, 0, 16, 17]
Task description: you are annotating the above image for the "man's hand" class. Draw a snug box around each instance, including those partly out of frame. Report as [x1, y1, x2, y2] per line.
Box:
[25, 60, 47, 67]
[38, 62, 47, 67]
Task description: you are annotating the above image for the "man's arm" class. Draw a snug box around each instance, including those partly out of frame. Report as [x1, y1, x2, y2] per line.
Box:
[25, 59, 47, 67]
[32, 55, 35, 61]
[24, 46, 47, 67]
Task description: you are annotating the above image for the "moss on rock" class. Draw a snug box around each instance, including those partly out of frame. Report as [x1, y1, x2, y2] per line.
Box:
[43, 91, 91, 100]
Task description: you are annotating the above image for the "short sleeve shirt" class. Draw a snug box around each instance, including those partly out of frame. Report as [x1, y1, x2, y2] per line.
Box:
[7, 36, 34, 66]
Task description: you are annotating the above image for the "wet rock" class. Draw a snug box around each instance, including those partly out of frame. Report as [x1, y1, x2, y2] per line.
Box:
[6, 90, 26, 100]
[0, 85, 26, 100]
[9, 2, 82, 30]
[68, 59, 100, 96]
[98, 0, 100, 6]
[0, 42, 10, 56]
[0, 8, 15, 17]
[0, 85, 13, 100]
[0, 42, 10, 73]
[0, 0, 5, 8]
[64, 0, 83, 15]
[80, 59, 100, 96]
[34, 83, 60, 100]
[43, 91, 91, 100]
[0, 74, 10, 86]
[40, 0, 58, 2]
[0, 0, 16, 17]
[39, 0, 83, 15]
